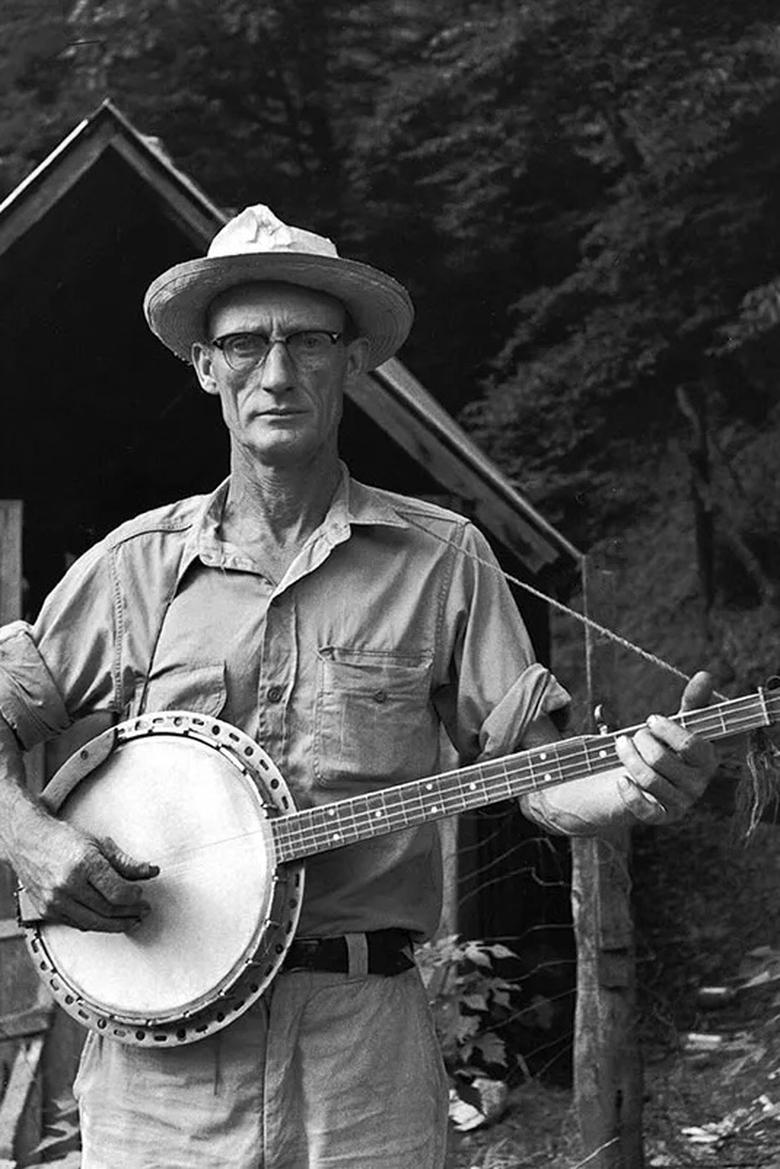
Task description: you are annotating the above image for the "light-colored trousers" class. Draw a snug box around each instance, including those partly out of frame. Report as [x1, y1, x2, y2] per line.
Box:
[74, 967, 448, 1168]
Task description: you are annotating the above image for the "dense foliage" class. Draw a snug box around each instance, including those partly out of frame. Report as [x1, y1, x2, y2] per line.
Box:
[3, 0, 779, 700]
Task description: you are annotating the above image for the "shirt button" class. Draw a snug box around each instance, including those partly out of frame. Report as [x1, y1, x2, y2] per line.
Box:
[373, 689, 388, 704]
[267, 685, 284, 704]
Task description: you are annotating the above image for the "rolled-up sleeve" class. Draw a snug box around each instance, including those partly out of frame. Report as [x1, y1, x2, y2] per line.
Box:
[0, 544, 116, 750]
[0, 621, 70, 747]
[434, 522, 570, 762]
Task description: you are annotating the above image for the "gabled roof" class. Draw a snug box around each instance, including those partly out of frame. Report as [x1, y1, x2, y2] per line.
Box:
[0, 99, 224, 252]
[0, 99, 581, 573]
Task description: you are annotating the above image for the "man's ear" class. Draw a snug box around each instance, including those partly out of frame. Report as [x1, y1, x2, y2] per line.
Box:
[344, 336, 370, 382]
[192, 342, 220, 396]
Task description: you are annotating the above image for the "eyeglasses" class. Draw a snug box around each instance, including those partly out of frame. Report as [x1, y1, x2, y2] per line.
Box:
[211, 330, 343, 372]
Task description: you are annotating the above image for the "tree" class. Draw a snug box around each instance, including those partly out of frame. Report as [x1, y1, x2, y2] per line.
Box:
[349, 0, 780, 687]
[0, 0, 90, 197]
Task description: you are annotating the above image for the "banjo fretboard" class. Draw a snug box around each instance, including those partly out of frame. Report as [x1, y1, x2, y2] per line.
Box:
[271, 690, 780, 863]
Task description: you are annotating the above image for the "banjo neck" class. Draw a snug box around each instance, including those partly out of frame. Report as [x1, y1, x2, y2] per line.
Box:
[271, 689, 780, 864]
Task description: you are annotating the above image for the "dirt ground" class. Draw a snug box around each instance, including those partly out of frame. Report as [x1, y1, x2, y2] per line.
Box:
[446, 808, 780, 1169]
[445, 978, 780, 1169]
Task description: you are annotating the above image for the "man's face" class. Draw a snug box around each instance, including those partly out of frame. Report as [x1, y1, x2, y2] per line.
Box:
[192, 282, 367, 471]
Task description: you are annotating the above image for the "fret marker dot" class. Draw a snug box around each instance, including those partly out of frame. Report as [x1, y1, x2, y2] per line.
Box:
[544, 773, 552, 781]
[426, 783, 433, 791]
[469, 783, 477, 791]
[432, 805, 439, 814]
[374, 810, 383, 818]
[540, 752, 547, 760]
[327, 807, 336, 816]
[599, 749, 608, 758]
[332, 833, 341, 842]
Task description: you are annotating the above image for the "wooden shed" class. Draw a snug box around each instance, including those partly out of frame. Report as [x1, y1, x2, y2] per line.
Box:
[0, 101, 582, 1160]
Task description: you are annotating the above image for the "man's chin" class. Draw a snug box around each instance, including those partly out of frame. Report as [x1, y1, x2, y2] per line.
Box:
[243, 434, 324, 471]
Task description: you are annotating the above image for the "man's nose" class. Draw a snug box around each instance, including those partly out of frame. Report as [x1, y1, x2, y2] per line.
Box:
[259, 340, 295, 393]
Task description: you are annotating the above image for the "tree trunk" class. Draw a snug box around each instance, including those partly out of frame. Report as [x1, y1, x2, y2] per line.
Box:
[675, 384, 715, 613]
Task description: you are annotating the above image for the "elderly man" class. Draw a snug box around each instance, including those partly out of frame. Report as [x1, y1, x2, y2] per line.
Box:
[0, 206, 716, 1168]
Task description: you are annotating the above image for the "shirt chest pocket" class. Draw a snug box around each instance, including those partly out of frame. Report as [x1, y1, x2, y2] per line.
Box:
[313, 648, 437, 789]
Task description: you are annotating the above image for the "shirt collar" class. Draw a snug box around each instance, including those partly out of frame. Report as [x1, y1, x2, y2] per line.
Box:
[178, 464, 408, 582]
[325, 463, 409, 536]
[178, 478, 231, 580]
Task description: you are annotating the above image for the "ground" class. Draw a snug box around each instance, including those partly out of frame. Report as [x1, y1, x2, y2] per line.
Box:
[446, 1079, 574, 1169]
[445, 805, 780, 1169]
[445, 971, 780, 1169]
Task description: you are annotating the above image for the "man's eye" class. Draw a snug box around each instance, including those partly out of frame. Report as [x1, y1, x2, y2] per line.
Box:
[230, 334, 266, 354]
[296, 332, 327, 351]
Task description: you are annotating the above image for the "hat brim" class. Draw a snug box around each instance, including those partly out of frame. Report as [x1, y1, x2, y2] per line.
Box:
[143, 253, 414, 370]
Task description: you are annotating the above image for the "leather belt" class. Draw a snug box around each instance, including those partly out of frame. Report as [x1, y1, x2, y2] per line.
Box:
[282, 929, 415, 977]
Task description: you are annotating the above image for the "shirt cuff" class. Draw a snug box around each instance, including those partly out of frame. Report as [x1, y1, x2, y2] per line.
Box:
[0, 621, 71, 749]
[477, 663, 571, 760]
[522, 767, 640, 836]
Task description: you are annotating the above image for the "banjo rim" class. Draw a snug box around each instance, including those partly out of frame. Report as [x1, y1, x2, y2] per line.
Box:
[23, 710, 304, 1047]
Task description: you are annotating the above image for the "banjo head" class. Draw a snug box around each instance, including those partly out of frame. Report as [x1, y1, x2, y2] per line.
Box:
[25, 711, 304, 1047]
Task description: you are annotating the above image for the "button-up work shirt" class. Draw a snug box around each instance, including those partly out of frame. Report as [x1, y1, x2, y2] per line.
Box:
[0, 468, 569, 938]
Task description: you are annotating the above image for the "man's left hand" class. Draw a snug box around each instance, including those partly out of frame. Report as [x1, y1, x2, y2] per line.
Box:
[614, 671, 718, 825]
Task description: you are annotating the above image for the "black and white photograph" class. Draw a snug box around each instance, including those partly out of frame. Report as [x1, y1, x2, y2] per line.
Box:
[0, 4, 778, 1167]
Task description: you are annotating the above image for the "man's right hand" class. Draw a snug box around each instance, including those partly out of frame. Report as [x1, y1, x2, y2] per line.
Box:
[16, 816, 159, 933]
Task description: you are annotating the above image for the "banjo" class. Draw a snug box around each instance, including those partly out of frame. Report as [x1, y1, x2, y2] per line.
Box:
[21, 689, 779, 1047]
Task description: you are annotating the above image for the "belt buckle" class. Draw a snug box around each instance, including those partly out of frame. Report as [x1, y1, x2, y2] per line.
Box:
[285, 937, 324, 971]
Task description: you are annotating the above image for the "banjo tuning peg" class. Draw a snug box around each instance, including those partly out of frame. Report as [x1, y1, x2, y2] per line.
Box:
[593, 703, 614, 736]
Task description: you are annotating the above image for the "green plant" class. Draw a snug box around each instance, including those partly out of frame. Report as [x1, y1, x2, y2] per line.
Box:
[417, 934, 522, 1078]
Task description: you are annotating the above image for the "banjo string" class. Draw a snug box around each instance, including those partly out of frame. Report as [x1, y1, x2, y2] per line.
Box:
[139, 700, 766, 873]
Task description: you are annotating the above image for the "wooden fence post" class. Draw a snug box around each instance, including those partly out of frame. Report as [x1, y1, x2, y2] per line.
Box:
[571, 558, 644, 1168]
[0, 502, 23, 625]
[0, 499, 47, 1168]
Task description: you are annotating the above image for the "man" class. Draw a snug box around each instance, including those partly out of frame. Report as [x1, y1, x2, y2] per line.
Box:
[0, 205, 716, 1168]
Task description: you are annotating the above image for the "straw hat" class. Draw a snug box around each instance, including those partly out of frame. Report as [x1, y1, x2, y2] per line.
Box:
[143, 205, 414, 370]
